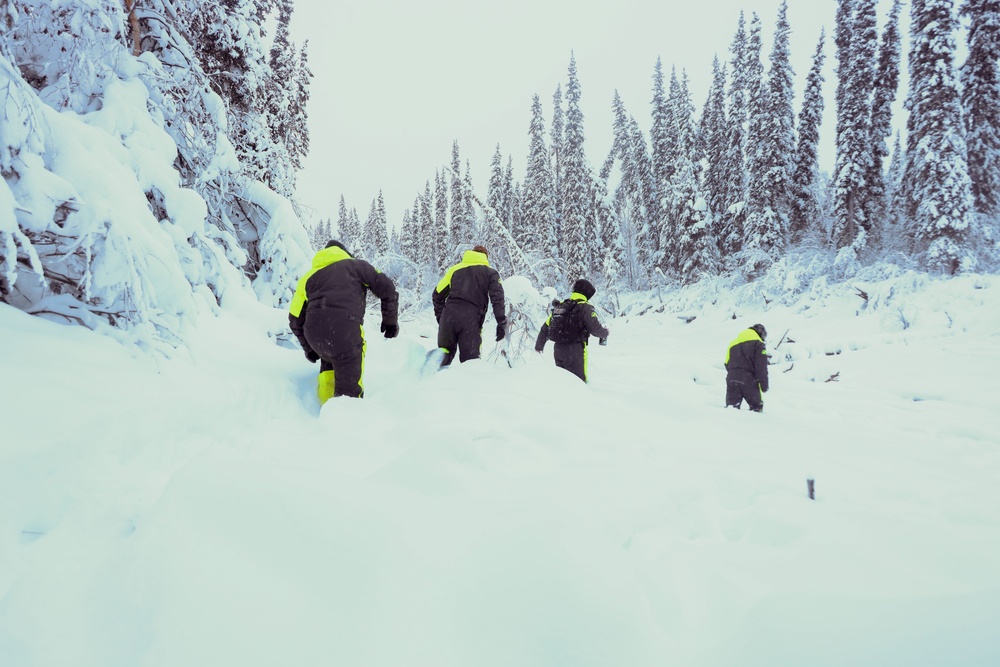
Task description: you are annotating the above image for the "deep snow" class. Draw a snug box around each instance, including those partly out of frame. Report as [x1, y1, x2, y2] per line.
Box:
[2, 272, 999, 666]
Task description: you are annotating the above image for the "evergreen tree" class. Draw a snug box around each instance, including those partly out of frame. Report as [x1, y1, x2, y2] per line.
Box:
[419, 181, 435, 267]
[523, 94, 559, 283]
[719, 13, 750, 261]
[561, 54, 592, 281]
[486, 145, 510, 273]
[903, 0, 979, 273]
[449, 141, 470, 250]
[674, 158, 720, 283]
[337, 195, 361, 249]
[885, 131, 906, 233]
[609, 91, 650, 286]
[551, 84, 565, 243]
[592, 176, 626, 289]
[434, 170, 449, 271]
[631, 116, 660, 271]
[362, 192, 388, 258]
[744, 2, 794, 276]
[650, 57, 672, 198]
[961, 0, 1000, 218]
[832, 0, 878, 251]
[868, 0, 903, 238]
[701, 56, 729, 248]
[790, 30, 828, 242]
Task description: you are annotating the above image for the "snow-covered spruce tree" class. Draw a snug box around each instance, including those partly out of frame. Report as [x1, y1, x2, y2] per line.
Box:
[1, 0, 309, 343]
[449, 141, 471, 253]
[868, 0, 903, 244]
[669, 74, 719, 283]
[608, 91, 650, 289]
[790, 30, 827, 244]
[961, 0, 1000, 220]
[560, 54, 592, 282]
[419, 181, 435, 269]
[343, 201, 363, 252]
[882, 131, 907, 249]
[485, 146, 513, 276]
[399, 198, 420, 264]
[742, 10, 784, 280]
[630, 116, 660, 273]
[592, 176, 626, 290]
[650, 58, 673, 202]
[551, 84, 565, 244]
[661, 71, 699, 278]
[522, 94, 560, 286]
[902, 0, 979, 273]
[701, 56, 729, 252]
[334, 196, 354, 248]
[832, 0, 877, 255]
[434, 170, 449, 271]
[719, 12, 750, 264]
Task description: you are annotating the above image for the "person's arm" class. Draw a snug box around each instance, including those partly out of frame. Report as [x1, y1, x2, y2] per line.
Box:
[581, 304, 610, 340]
[535, 317, 550, 352]
[488, 271, 506, 325]
[288, 276, 317, 359]
[432, 286, 448, 323]
[754, 341, 770, 392]
[360, 262, 399, 327]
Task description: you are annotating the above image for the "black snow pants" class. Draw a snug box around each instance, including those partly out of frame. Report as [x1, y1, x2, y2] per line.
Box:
[554, 341, 588, 382]
[437, 302, 485, 366]
[307, 313, 366, 399]
[726, 374, 763, 412]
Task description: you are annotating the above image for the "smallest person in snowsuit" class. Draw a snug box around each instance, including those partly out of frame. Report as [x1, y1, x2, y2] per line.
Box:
[433, 245, 507, 367]
[288, 240, 398, 405]
[534, 279, 610, 383]
[725, 323, 769, 412]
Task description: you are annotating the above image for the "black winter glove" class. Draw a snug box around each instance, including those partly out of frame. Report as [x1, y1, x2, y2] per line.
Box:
[381, 321, 399, 339]
[495, 321, 506, 342]
[599, 337, 608, 346]
[305, 349, 320, 363]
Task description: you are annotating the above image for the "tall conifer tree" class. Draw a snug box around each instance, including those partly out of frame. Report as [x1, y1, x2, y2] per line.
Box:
[561, 54, 592, 280]
[833, 0, 878, 251]
[961, 0, 1000, 218]
[790, 31, 827, 242]
[868, 0, 903, 238]
[903, 0, 979, 272]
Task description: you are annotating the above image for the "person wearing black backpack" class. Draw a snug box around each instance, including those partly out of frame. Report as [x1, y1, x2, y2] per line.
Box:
[534, 278, 610, 382]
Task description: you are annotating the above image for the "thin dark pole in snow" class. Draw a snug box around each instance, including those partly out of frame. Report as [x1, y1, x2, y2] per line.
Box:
[807, 478, 815, 500]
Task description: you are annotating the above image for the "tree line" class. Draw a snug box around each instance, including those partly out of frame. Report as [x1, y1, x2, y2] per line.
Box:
[324, 0, 999, 294]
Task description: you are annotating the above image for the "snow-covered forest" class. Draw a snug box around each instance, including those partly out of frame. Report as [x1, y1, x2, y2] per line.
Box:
[3, 2, 1000, 664]
[1, 0, 998, 340]
[318, 0, 1000, 306]
[1, 0, 313, 347]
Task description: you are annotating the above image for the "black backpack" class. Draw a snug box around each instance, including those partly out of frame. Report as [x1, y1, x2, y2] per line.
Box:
[547, 299, 585, 344]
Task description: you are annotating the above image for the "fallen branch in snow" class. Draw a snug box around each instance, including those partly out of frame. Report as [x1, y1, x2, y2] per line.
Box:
[773, 328, 790, 349]
[854, 286, 869, 303]
[825, 372, 840, 383]
[782, 363, 794, 373]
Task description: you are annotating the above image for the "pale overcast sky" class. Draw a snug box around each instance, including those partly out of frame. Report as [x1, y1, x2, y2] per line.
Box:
[290, 0, 908, 228]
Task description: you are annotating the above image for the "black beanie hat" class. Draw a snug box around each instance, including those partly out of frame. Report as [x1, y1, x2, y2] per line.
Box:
[572, 279, 596, 299]
[325, 239, 351, 255]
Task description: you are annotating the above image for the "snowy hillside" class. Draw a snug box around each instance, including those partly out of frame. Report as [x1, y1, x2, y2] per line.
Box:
[2, 272, 998, 666]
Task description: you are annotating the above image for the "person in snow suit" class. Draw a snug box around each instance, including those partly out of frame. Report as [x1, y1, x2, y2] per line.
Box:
[433, 244, 507, 367]
[534, 278, 610, 383]
[288, 240, 398, 404]
[725, 323, 769, 412]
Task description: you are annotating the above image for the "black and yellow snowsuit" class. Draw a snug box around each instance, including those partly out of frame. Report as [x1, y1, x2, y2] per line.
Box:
[534, 292, 610, 382]
[432, 249, 506, 366]
[725, 328, 769, 411]
[288, 245, 398, 404]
